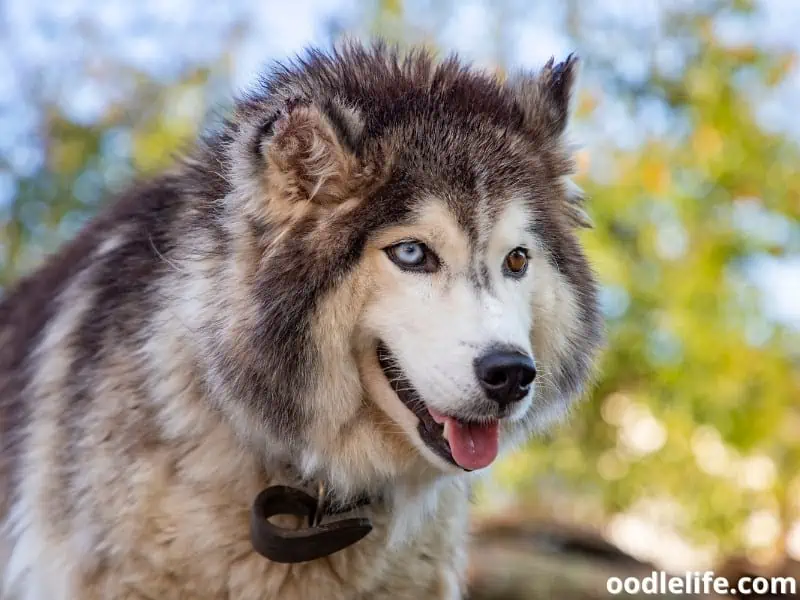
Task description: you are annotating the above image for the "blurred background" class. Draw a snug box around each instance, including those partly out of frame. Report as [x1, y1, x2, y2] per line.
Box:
[1, 0, 798, 597]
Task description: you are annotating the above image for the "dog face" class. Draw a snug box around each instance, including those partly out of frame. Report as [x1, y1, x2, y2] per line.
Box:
[359, 198, 541, 471]
[210, 44, 603, 489]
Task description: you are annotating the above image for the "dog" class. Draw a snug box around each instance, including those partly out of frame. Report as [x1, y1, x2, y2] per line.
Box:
[0, 42, 603, 599]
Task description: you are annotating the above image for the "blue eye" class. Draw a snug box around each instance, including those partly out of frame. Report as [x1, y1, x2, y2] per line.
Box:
[395, 242, 424, 265]
[385, 241, 439, 273]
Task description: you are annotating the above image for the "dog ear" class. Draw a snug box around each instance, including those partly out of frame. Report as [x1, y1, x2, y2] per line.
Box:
[509, 56, 590, 229]
[259, 98, 366, 205]
[509, 54, 579, 140]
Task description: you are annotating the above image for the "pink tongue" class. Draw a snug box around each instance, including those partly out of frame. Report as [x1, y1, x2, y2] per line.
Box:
[430, 410, 499, 470]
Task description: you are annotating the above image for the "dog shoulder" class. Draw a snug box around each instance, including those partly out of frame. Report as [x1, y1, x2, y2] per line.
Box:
[0, 174, 206, 596]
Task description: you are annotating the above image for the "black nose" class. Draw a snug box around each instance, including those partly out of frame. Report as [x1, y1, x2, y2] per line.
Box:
[474, 348, 536, 407]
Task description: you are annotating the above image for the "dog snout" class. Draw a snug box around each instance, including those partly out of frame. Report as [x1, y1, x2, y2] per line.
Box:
[473, 347, 536, 408]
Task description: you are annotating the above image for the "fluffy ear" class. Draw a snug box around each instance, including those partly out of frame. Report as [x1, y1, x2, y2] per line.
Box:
[510, 56, 590, 229]
[259, 98, 366, 205]
[509, 54, 579, 139]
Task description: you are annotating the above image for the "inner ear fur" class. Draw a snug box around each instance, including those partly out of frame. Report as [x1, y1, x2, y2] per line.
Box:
[261, 98, 368, 205]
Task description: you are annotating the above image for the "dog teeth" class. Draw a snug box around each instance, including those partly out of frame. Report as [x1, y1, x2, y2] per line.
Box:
[442, 420, 451, 442]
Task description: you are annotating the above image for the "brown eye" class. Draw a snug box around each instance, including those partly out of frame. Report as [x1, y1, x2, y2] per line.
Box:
[503, 248, 529, 278]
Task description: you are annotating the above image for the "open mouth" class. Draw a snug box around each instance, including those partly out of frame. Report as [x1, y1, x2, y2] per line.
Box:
[376, 342, 500, 471]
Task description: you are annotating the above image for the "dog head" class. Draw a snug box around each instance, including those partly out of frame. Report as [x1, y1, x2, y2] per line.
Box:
[205, 44, 603, 493]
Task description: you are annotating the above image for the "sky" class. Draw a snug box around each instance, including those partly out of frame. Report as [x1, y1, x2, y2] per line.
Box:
[0, 0, 797, 327]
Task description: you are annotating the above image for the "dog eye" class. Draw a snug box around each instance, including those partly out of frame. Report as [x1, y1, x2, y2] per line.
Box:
[385, 241, 439, 273]
[503, 248, 529, 278]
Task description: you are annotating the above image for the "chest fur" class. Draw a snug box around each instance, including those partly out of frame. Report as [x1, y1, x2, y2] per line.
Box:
[3, 411, 469, 600]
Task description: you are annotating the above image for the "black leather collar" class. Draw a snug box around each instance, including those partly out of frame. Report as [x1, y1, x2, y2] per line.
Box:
[250, 482, 376, 563]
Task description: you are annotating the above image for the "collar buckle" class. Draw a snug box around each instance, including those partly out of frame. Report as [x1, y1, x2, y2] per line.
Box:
[310, 480, 327, 527]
